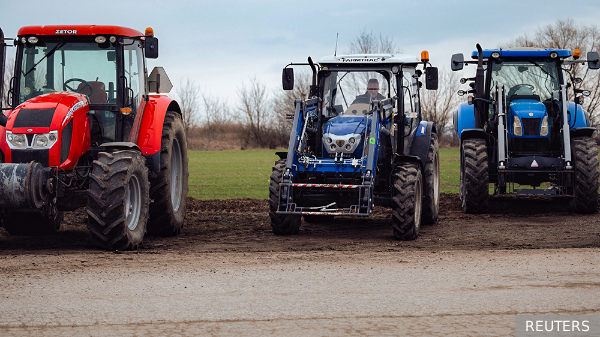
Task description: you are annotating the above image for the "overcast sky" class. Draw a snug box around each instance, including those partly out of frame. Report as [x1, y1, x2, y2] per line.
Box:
[2, 0, 600, 107]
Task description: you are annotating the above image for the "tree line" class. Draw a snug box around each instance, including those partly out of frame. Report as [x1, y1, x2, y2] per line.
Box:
[2, 19, 599, 149]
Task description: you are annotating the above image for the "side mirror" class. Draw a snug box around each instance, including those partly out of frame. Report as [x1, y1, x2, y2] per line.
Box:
[106, 51, 116, 62]
[451, 53, 464, 71]
[148, 67, 173, 93]
[282, 68, 294, 90]
[587, 51, 599, 70]
[145, 37, 159, 59]
[425, 67, 438, 90]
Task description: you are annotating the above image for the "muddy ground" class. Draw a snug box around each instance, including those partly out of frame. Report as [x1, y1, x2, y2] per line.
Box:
[1, 193, 599, 253]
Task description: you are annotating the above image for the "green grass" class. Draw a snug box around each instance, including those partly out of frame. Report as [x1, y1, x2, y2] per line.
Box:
[439, 148, 460, 194]
[189, 149, 281, 200]
[188, 147, 599, 199]
[189, 148, 463, 200]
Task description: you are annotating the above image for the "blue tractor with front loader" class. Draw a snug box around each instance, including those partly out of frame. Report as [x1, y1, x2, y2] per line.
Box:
[451, 44, 600, 213]
[270, 52, 440, 240]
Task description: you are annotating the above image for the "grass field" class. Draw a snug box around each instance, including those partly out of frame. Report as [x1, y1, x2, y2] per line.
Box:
[189, 148, 461, 200]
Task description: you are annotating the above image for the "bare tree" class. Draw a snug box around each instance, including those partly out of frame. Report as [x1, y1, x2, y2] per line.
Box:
[199, 90, 230, 146]
[237, 76, 270, 147]
[271, 69, 311, 146]
[345, 29, 400, 55]
[174, 77, 200, 136]
[420, 70, 462, 137]
[503, 18, 600, 125]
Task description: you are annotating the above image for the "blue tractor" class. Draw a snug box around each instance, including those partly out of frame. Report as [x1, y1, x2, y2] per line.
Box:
[451, 44, 600, 213]
[271, 52, 440, 240]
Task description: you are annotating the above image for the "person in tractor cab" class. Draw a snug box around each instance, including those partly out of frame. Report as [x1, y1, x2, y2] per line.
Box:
[352, 78, 385, 104]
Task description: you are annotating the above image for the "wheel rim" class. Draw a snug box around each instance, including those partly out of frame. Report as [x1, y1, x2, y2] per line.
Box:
[125, 175, 142, 231]
[415, 174, 422, 231]
[170, 137, 183, 212]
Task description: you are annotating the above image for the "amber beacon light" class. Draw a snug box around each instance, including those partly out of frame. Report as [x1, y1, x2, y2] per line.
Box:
[421, 50, 430, 62]
[145, 27, 154, 36]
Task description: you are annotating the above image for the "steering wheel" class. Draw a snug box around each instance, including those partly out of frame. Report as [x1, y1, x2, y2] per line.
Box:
[64, 78, 93, 96]
[508, 83, 535, 97]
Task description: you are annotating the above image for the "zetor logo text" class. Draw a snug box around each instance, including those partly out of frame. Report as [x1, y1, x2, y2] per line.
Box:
[55, 30, 77, 34]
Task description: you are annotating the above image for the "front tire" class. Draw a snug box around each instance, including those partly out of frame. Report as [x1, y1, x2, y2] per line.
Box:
[86, 150, 150, 250]
[391, 163, 423, 240]
[269, 159, 301, 235]
[147, 111, 189, 236]
[570, 137, 599, 213]
[461, 138, 488, 213]
[421, 133, 440, 225]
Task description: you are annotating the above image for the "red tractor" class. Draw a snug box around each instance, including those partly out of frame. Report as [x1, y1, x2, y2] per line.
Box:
[0, 25, 189, 250]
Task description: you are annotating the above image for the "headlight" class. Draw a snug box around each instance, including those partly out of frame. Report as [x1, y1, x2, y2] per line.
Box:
[6, 131, 58, 149]
[12, 134, 26, 147]
[513, 116, 523, 136]
[491, 52, 500, 58]
[349, 137, 355, 144]
[345, 144, 352, 150]
[34, 134, 48, 147]
[326, 137, 332, 144]
[330, 144, 336, 151]
[540, 116, 549, 136]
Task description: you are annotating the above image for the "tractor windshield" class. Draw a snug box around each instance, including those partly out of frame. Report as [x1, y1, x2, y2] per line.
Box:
[322, 71, 395, 117]
[18, 37, 117, 105]
[489, 60, 559, 102]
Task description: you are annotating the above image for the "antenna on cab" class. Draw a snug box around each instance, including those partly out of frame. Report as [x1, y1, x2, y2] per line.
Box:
[334, 33, 339, 57]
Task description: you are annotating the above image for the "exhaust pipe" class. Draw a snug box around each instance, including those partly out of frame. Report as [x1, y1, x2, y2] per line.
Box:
[0, 162, 49, 209]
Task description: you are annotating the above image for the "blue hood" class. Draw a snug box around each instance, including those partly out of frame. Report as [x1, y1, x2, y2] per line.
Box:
[509, 99, 548, 138]
[509, 99, 547, 119]
[323, 115, 368, 136]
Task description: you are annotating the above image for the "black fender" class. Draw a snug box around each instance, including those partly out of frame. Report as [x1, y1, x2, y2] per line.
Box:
[570, 127, 597, 139]
[275, 151, 288, 160]
[100, 142, 159, 175]
[408, 121, 436, 169]
[460, 128, 487, 142]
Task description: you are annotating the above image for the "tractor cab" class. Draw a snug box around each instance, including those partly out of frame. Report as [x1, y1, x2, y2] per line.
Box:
[8, 26, 163, 147]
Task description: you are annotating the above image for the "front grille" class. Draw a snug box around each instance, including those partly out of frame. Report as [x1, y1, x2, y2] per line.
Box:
[521, 118, 540, 136]
[12, 149, 50, 167]
[13, 108, 56, 128]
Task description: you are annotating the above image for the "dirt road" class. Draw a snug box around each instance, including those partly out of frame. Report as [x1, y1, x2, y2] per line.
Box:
[1, 194, 599, 336]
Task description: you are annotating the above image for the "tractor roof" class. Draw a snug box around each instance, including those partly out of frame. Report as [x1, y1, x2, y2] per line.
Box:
[319, 54, 421, 65]
[471, 47, 572, 59]
[17, 25, 143, 37]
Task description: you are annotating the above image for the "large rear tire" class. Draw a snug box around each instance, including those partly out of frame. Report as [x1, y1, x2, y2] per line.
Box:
[421, 133, 440, 225]
[86, 150, 150, 250]
[461, 138, 488, 213]
[391, 163, 423, 240]
[570, 137, 599, 213]
[269, 159, 301, 235]
[147, 111, 189, 236]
